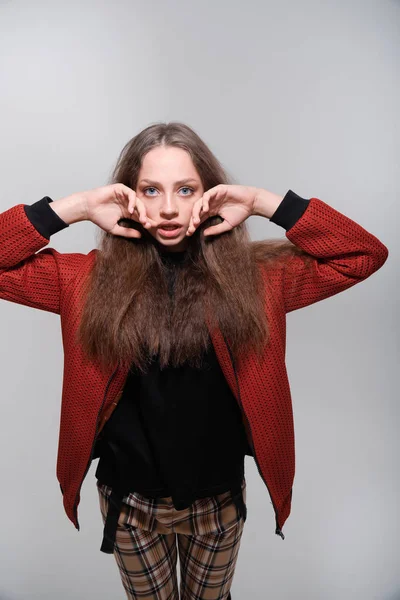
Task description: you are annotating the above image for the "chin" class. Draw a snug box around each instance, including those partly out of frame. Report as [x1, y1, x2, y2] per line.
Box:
[157, 236, 189, 253]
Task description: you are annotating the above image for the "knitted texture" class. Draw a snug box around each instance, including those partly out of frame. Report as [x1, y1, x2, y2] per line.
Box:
[0, 199, 388, 538]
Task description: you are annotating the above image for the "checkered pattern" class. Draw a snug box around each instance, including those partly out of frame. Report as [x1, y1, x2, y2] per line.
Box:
[97, 478, 247, 599]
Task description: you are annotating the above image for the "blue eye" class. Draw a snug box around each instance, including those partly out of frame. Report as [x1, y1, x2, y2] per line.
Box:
[144, 186, 194, 196]
[144, 187, 157, 195]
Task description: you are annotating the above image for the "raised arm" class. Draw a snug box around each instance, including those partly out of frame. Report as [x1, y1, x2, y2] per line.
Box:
[0, 195, 87, 314]
[0, 184, 156, 315]
[255, 189, 389, 313]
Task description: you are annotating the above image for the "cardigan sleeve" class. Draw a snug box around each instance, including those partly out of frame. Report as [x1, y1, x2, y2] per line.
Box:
[0, 199, 90, 315]
[270, 190, 389, 313]
[24, 196, 69, 240]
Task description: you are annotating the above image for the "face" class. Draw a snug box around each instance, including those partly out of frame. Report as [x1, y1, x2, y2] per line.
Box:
[136, 145, 204, 252]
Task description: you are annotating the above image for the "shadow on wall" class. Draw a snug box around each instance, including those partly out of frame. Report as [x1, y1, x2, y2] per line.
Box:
[0, 592, 23, 600]
[385, 592, 400, 600]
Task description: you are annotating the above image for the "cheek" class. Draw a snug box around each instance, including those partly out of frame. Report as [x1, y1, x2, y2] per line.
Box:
[140, 200, 154, 218]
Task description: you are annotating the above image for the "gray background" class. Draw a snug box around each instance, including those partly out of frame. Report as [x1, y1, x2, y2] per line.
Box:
[0, 0, 397, 598]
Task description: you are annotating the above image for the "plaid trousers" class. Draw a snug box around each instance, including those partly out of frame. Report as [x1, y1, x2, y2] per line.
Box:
[97, 478, 247, 600]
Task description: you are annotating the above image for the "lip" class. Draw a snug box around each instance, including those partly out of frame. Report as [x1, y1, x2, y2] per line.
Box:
[158, 222, 182, 228]
[158, 225, 183, 238]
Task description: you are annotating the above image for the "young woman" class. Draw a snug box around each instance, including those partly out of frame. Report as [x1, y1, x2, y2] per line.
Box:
[0, 122, 388, 600]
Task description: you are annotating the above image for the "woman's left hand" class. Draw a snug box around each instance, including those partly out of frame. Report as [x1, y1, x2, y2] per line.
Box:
[186, 184, 260, 237]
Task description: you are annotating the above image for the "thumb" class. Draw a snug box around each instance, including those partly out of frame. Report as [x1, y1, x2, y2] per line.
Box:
[203, 220, 232, 237]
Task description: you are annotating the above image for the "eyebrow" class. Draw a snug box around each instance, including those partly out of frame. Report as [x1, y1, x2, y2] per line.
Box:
[139, 178, 199, 187]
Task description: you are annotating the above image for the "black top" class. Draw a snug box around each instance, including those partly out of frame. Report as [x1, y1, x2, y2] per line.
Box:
[23, 189, 310, 554]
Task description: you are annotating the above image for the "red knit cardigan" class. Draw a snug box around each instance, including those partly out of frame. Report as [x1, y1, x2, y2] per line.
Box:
[0, 197, 388, 539]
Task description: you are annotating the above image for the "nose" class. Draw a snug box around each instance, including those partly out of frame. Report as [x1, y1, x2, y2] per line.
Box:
[160, 193, 179, 217]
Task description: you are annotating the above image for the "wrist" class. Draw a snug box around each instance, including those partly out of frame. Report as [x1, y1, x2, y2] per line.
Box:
[252, 189, 284, 219]
[50, 194, 88, 224]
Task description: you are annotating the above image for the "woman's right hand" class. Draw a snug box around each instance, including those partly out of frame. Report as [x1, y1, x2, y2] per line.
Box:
[81, 183, 158, 238]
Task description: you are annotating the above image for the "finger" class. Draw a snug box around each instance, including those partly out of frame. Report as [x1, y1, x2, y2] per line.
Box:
[112, 223, 142, 238]
[192, 203, 208, 231]
[203, 220, 232, 237]
[186, 216, 194, 236]
[116, 186, 154, 231]
[128, 191, 135, 215]
[124, 189, 136, 218]
[132, 196, 147, 226]
[117, 183, 135, 212]
[199, 188, 213, 217]
[128, 192, 143, 223]
[202, 191, 210, 214]
[192, 197, 203, 224]
[136, 197, 159, 229]
[187, 213, 207, 236]
[187, 208, 211, 236]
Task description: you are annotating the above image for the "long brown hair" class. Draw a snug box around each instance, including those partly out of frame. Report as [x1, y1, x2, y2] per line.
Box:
[76, 121, 310, 373]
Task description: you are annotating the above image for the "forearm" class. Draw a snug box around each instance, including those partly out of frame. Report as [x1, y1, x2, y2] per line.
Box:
[252, 189, 284, 219]
[50, 194, 87, 224]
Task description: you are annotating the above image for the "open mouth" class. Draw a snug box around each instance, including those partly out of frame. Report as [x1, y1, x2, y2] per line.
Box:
[158, 225, 183, 237]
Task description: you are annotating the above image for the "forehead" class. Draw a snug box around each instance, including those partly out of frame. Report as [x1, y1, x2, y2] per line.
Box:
[139, 146, 200, 182]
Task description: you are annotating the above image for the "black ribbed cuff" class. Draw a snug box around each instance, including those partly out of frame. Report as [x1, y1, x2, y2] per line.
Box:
[24, 196, 69, 240]
[269, 189, 310, 230]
